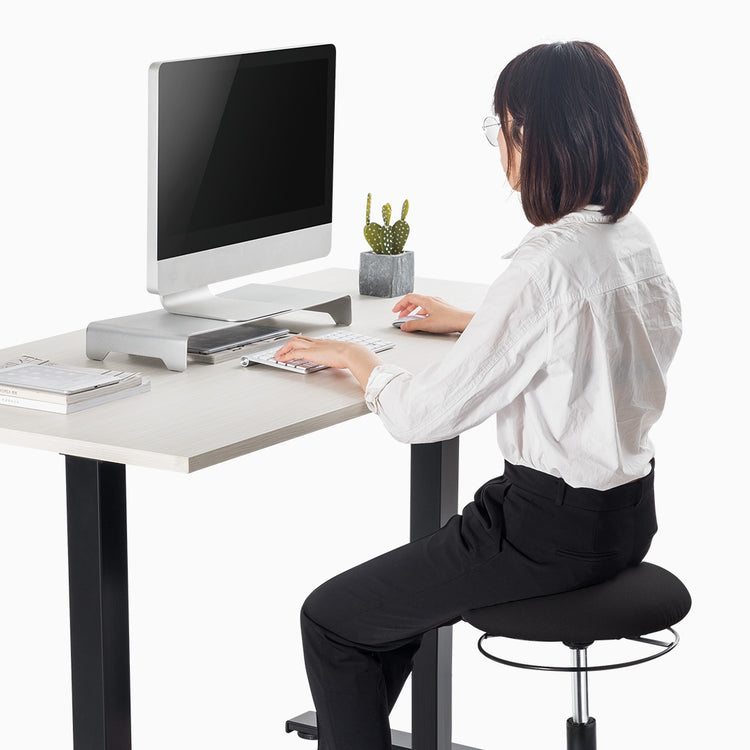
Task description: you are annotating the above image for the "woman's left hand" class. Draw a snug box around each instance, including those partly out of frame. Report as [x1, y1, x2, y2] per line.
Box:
[273, 335, 384, 391]
[273, 335, 359, 370]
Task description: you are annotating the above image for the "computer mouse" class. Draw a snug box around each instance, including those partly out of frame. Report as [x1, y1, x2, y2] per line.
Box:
[392, 314, 427, 328]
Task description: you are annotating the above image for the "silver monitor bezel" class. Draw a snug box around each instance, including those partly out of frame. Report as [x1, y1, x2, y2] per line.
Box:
[146, 45, 335, 298]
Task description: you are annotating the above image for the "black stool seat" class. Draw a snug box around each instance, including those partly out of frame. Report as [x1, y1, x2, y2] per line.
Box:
[463, 562, 691, 643]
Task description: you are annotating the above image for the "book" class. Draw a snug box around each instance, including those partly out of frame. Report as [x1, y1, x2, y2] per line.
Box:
[0, 379, 151, 413]
[0, 356, 150, 413]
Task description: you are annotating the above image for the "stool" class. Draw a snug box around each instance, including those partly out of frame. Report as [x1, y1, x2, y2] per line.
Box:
[462, 563, 691, 749]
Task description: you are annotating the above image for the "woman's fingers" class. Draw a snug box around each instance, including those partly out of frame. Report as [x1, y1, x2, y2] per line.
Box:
[393, 293, 429, 316]
[271, 337, 355, 370]
[273, 335, 314, 358]
[393, 293, 447, 314]
[401, 317, 433, 332]
[398, 304, 420, 317]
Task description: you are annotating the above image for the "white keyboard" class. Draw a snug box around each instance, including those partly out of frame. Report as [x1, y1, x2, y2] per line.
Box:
[240, 330, 395, 374]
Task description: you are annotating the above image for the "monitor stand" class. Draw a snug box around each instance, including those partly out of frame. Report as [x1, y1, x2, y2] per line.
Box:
[86, 283, 351, 372]
[160, 282, 350, 323]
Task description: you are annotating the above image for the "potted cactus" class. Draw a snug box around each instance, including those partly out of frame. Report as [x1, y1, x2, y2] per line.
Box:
[359, 193, 414, 297]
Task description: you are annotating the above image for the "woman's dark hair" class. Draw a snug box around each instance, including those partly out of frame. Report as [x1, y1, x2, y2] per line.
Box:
[494, 41, 648, 225]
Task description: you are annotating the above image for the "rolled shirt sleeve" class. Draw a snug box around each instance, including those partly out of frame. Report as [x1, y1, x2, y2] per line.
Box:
[364, 262, 550, 444]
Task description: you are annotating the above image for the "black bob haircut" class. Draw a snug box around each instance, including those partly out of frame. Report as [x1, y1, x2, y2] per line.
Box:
[494, 41, 648, 225]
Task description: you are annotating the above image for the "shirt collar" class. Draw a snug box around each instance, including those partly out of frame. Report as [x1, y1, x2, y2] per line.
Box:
[502, 205, 608, 259]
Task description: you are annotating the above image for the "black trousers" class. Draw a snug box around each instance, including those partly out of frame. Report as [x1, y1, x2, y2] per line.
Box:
[301, 460, 657, 750]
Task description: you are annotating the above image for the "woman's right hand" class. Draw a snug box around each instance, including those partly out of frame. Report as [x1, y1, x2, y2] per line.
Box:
[392, 293, 474, 334]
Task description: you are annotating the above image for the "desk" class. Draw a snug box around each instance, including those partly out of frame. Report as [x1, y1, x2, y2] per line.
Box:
[0, 268, 488, 750]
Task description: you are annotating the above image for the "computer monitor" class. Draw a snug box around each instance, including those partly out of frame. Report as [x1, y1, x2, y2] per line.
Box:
[147, 44, 336, 321]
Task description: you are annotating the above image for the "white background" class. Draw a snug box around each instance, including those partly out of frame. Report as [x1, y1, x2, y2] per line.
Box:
[1, 1, 746, 749]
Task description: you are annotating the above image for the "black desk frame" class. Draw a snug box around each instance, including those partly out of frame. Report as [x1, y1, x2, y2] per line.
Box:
[64, 438, 479, 750]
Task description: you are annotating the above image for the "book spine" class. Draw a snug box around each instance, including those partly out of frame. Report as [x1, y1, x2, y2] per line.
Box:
[0, 394, 68, 413]
[0, 385, 67, 404]
[1, 382, 150, 414]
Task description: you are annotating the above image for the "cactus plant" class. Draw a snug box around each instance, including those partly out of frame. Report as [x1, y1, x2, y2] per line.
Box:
[364, 193, 410, 255]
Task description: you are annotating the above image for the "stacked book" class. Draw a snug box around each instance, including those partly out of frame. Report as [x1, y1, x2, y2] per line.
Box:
[0, 355, 150, 414]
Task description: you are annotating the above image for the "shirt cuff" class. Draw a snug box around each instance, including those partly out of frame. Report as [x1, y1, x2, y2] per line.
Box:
[364, 363, 411, 414]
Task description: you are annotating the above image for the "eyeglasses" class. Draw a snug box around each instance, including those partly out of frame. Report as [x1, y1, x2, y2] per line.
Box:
[482, 116, 500, 147]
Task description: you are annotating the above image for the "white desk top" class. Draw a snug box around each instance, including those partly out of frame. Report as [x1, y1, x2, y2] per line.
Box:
[0, 269, 488, 472]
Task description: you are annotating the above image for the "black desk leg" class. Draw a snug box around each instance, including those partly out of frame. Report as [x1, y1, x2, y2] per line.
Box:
[65, 456, 131, 750]
[286, 437, 480, 749]
[410, 438, 459, 750]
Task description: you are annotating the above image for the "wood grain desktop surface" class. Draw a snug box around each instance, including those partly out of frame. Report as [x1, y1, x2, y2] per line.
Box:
[0, 269, 488, 472]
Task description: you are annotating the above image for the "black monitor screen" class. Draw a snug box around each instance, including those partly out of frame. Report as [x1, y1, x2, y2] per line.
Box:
[156, 45, 335, 261]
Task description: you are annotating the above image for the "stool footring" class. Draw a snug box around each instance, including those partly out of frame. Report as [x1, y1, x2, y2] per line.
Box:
[567, 717, 596, 750]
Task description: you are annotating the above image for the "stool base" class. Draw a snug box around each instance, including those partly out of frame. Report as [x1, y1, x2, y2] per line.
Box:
[567, 716, 597, 750]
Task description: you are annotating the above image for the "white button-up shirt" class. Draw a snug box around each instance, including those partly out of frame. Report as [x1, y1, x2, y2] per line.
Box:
[364, 205, 682, 490]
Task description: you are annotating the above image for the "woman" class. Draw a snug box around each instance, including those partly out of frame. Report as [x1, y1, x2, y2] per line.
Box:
[273, 40, 681, 750]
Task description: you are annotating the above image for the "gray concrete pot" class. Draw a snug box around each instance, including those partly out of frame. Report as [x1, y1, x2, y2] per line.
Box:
[359, 250, 414, 298]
